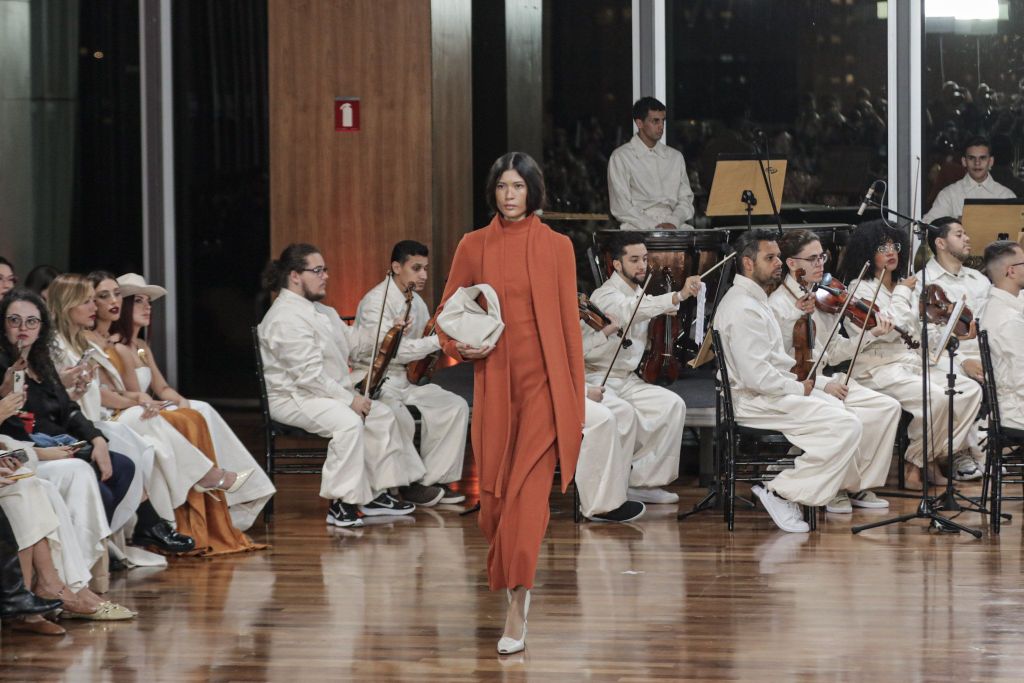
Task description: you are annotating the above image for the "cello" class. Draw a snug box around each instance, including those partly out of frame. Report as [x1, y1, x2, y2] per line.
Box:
[356, 281, 415, 399]
[637, 267, 683, 385]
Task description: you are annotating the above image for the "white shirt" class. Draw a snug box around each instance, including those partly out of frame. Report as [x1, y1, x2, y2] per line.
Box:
[257, 287, 370, 405]
[352, 277, 441, 387]
[583, 271, 677, 378]
[714, 274, 805, 398]
[767, 275, 863, 368]
[911, 258, 991, 366]
[923, 173, 1015, 223]
[607, 135, 695, 230]
[980, 287, 1024, 427]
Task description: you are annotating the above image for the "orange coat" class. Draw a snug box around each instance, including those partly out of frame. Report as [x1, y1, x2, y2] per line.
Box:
[436, 214, 585, 497]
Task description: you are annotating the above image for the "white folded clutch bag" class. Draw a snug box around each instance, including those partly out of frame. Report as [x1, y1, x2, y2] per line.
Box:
[436, 284, 505, 348]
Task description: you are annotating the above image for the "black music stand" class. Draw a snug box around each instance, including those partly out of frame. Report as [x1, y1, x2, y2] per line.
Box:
[706, 154, 788, 222]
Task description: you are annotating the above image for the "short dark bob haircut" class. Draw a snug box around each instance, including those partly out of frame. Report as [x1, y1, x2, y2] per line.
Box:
[485, 152, 546, 217]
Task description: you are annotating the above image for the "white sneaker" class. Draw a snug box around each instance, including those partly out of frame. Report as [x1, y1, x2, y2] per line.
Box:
[825, 491, 853, 514]
[850, 490, 889, 509]
[752, 485, 810, 533]
[953, 452, 982, 481]
[627, 487, 679, 504]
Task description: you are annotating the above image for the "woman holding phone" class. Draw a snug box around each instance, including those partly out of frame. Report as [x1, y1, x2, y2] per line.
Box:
[435, 152, 585, 654]
[107, 273, 274, 531]
[0, 288, 140, 528]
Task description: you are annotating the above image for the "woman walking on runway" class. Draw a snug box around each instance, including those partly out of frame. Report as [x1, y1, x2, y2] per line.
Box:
[436, 152, 585, 655]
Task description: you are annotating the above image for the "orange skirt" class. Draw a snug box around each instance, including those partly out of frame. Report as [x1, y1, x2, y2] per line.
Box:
[162, 408, 266, 557]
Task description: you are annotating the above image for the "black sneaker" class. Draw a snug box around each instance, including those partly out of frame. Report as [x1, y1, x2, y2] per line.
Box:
[399, 483, 445, 507]
[438, 484, 466, 505]
[326, 500, 363, 527]
[588, 500, 646, 524]
[359, 492, 415, 517]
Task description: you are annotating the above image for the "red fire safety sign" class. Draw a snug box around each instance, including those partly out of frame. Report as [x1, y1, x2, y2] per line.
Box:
[335, 97, 360, 132]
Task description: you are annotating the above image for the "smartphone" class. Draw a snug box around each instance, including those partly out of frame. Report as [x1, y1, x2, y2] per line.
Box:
[11, 370, 25, 395]
[68, 440, 89, 451]
[0, 449, 28, 464]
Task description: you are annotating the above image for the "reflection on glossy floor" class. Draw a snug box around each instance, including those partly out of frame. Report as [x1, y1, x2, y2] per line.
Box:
[3, 473, 1024, 682]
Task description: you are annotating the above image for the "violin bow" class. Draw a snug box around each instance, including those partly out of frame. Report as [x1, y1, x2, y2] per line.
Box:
[698, 252, 736, 282]
[806, 262, 869, 378]
[841, 271, 887, 387]
[364, 271, 393, 398]
[600, 272, 654, 388]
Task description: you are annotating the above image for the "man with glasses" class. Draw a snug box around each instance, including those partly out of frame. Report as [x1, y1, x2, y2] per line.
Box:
[352, 240, 468, 507]
[768, 229, 901, 514]
[923, 136, 1015, 223]
[714, 229, 861, 532]
[258, 243, 423, 528]
[0, 258, 16, 298]
[981, 240, 1024, 431]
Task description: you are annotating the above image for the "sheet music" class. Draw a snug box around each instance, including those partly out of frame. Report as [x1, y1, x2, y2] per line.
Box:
[694, 282, 708, 345]
[930, 297, 966, 366]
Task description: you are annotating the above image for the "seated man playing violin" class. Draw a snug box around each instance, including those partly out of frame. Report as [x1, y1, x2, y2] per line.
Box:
[352, 240, 468, 507]
[839, 222, 984, 489]
[715, 229, 861, 533]
[767, 229, 902, 514]
[258, 243, 420, 528]
[981, 240, 1024, 431]
[582, 232, 701, 505]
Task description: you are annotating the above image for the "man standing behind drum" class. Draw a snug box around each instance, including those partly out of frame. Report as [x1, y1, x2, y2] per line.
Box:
[608, 97, 695, 230]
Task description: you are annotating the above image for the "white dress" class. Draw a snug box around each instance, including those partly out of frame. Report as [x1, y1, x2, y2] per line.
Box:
[135, 366, 275, 531]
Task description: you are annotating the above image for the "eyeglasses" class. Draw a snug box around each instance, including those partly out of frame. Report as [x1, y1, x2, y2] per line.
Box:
[0, 276, 16, 286]
[876, 243, 902, 254]
[1008, 261, 1024, 269]
[791, 252, 829, 265]
[4, 315, 41, 330]
[302, 266, 329, 278]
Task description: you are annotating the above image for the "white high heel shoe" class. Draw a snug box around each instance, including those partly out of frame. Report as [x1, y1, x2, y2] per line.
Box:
[497, 589, 531, 655]
[194, 469, 254, 496]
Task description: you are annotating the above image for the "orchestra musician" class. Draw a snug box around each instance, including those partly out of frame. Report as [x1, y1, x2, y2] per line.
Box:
[838, 222, 983, 489]
[583, 231, 701, 505]
[767, 229, 901, 513]
[714, 228, 861, 533]
[980, 240, 1024, 431]
[607, 97, 695, 230]
[923, 136, 1015, 223]
[257, 243, 421, 528]
[353, 240, 469, 507]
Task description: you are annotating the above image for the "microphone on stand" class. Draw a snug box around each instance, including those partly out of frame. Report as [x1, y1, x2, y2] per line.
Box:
[856, 181, 879, 216]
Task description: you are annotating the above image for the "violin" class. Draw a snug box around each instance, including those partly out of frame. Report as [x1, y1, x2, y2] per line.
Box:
[578, 293, 631, 348]
[921, 284, 974, 338]
[813, 274, 920, 350]
[790, 268, 816, 381]
[406, 310, 443, 385]
[637, 267, 683, 386]
[357, 282, 414, 399]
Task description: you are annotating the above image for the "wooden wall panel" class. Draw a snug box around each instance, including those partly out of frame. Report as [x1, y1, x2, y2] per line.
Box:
[269, 0, 433, 316]
[429, 0, 474, 306]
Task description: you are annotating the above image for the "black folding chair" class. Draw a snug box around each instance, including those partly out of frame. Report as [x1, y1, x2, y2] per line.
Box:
[978, 330, 1024, 533]
[711, 330, 817, 530]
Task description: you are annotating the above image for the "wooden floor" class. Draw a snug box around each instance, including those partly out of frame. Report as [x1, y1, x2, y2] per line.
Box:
[4, 469, 1024, 682]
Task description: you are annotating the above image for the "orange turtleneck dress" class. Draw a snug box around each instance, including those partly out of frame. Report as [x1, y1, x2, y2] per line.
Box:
[437, 213, 585, 590]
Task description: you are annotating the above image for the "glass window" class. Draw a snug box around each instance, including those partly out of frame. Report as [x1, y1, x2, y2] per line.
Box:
[666, 0, 889, 220]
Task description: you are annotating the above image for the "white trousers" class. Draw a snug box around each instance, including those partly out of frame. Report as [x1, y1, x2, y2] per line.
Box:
[103, 407, 212, 524]
[734, 390, 861, 507]
[815, 375, 902, 491]
[91, 420, 148, 533]
[188, 401, 277, 531]
[268, 393, 423, 504]
[854, 360, 983, 467]
[588, 372, 685, 488]
[35, 458, 112, 576]
[576, 394, 638, 517]
[377, 379, 469, 486]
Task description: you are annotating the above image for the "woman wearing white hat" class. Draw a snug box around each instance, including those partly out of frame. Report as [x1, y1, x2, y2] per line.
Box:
[109, 273, 275, 531]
